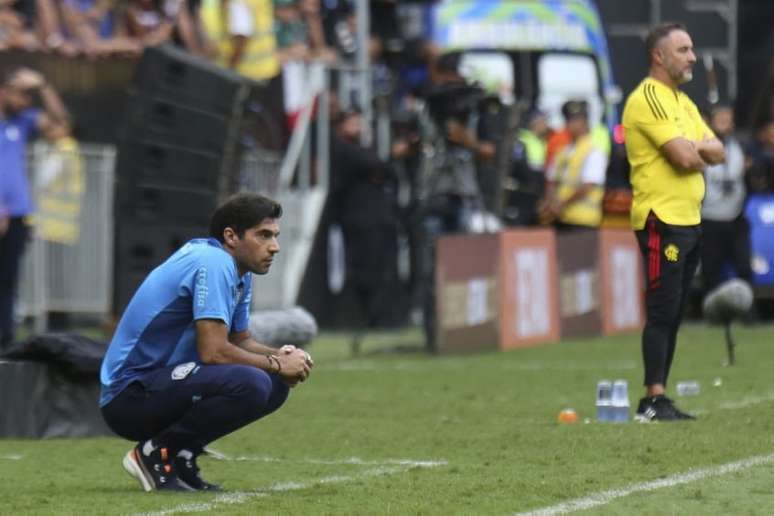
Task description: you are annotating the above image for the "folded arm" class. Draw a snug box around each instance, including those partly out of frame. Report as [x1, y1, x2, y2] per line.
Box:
[660, 137, 708, 171]
[695, 136, 726, 165]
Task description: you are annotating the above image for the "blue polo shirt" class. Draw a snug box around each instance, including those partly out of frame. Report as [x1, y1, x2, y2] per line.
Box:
[0, 108, 39, 217]
[100, 238, 253, 406]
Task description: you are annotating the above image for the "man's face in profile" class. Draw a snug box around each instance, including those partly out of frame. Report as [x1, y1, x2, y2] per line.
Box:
[230, 219, 280, 276]
[657, 29, 697, 85]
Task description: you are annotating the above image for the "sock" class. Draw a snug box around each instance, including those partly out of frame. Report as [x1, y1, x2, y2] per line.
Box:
[177, 449, 194, 461]
[142, 439, 156, 457]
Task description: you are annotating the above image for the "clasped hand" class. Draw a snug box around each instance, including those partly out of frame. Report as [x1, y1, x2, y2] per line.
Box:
[276, 345, 314, 387]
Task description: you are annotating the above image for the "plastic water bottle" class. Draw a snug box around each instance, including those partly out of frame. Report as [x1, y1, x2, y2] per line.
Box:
[596, 380, 613, 422]
[611, 379, 630, 423]
[676, 381, 701, 396]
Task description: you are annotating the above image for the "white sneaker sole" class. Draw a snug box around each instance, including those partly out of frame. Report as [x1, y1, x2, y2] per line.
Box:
[123, 449, 154, 492]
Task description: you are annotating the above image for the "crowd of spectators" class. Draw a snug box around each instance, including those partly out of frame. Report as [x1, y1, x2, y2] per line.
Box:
[0, 0, 380, 64]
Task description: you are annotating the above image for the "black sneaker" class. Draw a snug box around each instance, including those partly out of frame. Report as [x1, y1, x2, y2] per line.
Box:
[122, 441, 194, 492]
[175, 449, 222, 491]
[634, 395, 696, 422]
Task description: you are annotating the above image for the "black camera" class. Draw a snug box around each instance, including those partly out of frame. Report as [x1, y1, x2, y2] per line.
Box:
[423, 80, 484, 129]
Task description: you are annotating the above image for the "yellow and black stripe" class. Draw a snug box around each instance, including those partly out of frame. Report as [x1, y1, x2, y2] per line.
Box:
[643, 83, 669, 120]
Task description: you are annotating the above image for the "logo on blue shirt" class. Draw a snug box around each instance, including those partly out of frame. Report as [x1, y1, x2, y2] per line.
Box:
[5, 126, 20, 141]
[195, 268, 208, 307]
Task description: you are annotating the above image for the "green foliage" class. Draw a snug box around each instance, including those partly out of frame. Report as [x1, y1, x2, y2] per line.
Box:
[2, 324, 774, 514]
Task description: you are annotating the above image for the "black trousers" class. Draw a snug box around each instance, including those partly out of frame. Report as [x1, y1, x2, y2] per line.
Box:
[101, 363, 289, 454]
[701, 216, 753, 292]
[342, 224, 397, 328]
[635, 212, 701, 387]
[0, 217, 30, 349]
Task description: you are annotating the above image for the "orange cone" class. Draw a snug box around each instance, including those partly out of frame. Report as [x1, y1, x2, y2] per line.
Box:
[557, 408, 579, 424]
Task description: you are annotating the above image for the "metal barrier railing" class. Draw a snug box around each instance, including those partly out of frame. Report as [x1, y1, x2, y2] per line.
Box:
[17, 143, 116, 330]
[248, 61, 331, 310]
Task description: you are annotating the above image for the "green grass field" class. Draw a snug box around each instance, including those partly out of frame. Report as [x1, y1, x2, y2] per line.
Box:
[2, 323, 774, 515]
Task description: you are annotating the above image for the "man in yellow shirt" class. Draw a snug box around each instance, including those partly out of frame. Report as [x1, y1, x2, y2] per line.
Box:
[622, 22, 725, 421]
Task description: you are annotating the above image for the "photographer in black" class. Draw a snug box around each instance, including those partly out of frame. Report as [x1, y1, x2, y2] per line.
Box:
[412, 52, 496, 351]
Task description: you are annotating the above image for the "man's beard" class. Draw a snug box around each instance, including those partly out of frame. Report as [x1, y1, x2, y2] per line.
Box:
[668, 62, 693, 84]
[679, 70, 693, 84]
[664, 56, 693, 84]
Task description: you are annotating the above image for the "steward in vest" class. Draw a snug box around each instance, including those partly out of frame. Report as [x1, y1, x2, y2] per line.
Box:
[200, 0, 280, 82]
[517, 109, 549, 172]
[538, 100, 607, 230]
[32, 121, 84, 245]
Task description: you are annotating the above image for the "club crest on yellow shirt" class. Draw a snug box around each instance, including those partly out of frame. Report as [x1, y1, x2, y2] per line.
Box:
[664, 244, 680, 262]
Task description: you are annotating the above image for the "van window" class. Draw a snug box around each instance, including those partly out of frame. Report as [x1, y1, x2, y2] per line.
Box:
[537, 53, 603, 129]
[459, 52, 515, 105]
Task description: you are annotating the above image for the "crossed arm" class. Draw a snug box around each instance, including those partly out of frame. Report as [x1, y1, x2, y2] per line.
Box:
[661, 135, 725, 171]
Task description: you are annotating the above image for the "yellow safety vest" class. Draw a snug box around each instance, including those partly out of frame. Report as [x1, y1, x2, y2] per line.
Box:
[33, 138, 84, 245]
[591, 124, 611, 157]
[200, 0, 280, 81]
[553, 134, 604, 227]
[517, 129, 546, 170]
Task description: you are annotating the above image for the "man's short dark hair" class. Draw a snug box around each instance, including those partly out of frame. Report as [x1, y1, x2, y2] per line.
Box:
[645, 22, 688, 63]
[561, 99, 588, 121]
[209, 193, 282, 243]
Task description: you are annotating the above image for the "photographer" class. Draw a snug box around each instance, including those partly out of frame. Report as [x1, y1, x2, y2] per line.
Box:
[330, 109, 399, 335]
[413, 52, 495, 351]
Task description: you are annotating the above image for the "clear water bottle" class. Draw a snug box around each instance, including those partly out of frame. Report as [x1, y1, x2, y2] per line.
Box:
[611, 379, 630, 423]
[676, 381, 701, 396]
[596, 380, 613, 422]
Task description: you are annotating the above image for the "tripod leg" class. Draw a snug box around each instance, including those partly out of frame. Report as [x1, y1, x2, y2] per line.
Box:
[725, 322, 736, 366]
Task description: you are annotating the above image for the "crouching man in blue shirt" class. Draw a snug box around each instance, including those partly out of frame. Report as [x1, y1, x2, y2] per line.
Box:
[100, 193, 313, 492]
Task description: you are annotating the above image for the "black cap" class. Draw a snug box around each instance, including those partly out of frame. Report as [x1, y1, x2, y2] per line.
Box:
[525, 108, 547, 124]
[561, 100, 589, 121]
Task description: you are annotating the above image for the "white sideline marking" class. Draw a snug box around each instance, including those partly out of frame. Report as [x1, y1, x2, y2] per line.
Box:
[207, 450, 446, 467]
[327, 361, 637, 372]
[138, 458, 447, 516]
[0, 454, 23, 460]
[516, 452, 774, 515]
[693, 391, 774, 415]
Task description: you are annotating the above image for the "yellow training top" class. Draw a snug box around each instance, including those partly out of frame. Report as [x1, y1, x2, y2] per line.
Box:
[622, 77, 714, 229]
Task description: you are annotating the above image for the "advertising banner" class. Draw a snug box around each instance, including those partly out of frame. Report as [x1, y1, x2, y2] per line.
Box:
[436, 233, 500, 353]
[599, 229, 644, 334]
[556, 229, 601, 338]
[499, 229, 560, 349]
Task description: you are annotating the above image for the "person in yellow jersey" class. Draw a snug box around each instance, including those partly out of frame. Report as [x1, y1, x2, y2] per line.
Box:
[623, 22, 725, 422]
[539, 100, 608, 230]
